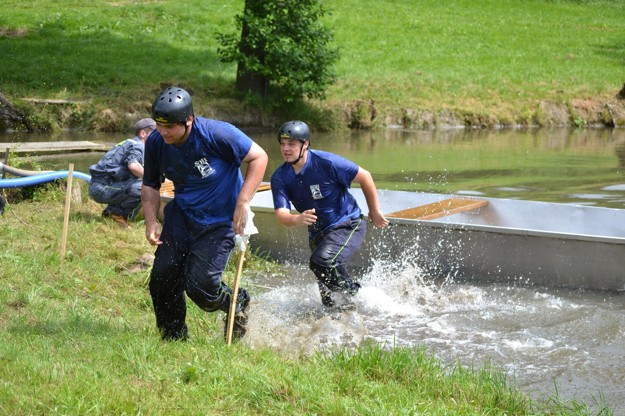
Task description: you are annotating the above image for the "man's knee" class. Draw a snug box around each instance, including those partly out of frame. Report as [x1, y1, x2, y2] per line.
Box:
[186, 283, 226, 312]
[310, 259, 360, 294]
[186, 282, 250, 314]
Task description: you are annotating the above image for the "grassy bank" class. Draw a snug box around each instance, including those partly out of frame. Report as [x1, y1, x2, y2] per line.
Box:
[0, 182, 615, 414]
[1, 0, 625, 131]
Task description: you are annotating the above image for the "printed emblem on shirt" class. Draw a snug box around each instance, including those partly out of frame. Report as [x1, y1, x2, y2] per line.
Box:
[310, 184, 323, 200]
[194, 158, 215, 178]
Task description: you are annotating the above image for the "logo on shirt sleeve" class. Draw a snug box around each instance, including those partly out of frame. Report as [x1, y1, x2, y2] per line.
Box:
[310, 184, 323, 200]
[195, 158, 215, 178]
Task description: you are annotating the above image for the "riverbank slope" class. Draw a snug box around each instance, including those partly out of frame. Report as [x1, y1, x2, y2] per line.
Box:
[1, 0, 624, 132]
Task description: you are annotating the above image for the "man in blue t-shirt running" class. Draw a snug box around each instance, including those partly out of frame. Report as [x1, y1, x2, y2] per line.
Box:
[141, 86, 268, 342]
[270, 120, 389, 308]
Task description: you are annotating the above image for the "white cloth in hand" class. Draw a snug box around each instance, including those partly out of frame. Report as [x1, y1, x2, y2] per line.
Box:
[234, 209, 258, 252]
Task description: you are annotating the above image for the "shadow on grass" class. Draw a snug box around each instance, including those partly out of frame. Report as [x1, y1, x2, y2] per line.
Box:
[0, 22, 231, 98]
[593, 40, 625, 68]
[8, 313, 122, 338]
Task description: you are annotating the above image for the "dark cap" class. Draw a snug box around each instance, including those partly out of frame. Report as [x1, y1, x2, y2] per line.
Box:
[277, 120, 310, 143]
[133, 118, 156, 133]
[152, 86, 194, 124]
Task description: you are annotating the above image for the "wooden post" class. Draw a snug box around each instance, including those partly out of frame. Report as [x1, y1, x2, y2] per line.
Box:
[226, 248, 246, 345]
[60, 164, 75, 260]
[2, 147, 9, 179]
[71, 182, 82, 204]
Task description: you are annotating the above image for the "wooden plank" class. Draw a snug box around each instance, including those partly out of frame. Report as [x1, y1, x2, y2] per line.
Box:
[159, 180, 271, 199]
[257, 183, 271, 192]
[22, 98, 87, 105]
[386, 197, 488, 220]
[0, 141, 111, 155]
[160, 179, 175, 198]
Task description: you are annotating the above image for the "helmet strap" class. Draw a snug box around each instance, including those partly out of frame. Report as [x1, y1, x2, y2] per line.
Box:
[289, 141, 308, 165]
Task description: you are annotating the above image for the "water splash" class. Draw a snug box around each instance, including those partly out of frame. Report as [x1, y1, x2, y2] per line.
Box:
[243, 259, 625, 410]
[246, 257, 447, 354]
[245, 279, 369, 355]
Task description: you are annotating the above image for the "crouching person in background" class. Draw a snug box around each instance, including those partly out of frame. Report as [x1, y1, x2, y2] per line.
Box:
[89, 118, 155, 228]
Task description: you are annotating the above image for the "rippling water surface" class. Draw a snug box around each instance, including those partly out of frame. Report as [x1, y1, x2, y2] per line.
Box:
[244, 259, 625, 412]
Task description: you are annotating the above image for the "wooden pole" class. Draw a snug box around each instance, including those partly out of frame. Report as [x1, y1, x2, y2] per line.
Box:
[226, 248, 245, 345]
[1, 148, 8, 205]
[60, 164, 74, 260]
[2, 147, 9, 179]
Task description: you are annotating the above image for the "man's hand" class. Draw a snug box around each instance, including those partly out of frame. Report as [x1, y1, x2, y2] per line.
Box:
[368, 208, 389, 228]
[233, 202, 249, 236]
[145, 221, 162, 245]
[275, 207, 316, 228]
[298, 208, 317, 226]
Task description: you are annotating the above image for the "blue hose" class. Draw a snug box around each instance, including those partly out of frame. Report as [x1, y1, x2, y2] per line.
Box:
[0, 170, 91, 189]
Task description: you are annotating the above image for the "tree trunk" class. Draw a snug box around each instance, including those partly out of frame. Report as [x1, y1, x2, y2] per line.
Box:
[234, 0, 269, 97]
[0, 90, 31, 131]
[235, 63, 269, 97]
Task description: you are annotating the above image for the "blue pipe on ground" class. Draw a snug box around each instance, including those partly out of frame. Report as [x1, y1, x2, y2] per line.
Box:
[0, 170, 91, 189]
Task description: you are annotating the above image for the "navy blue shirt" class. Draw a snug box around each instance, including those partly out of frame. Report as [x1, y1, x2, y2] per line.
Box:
[143, 117, 253, 225]
[271, 149, 361, 239]
[89, 137, 144, 182]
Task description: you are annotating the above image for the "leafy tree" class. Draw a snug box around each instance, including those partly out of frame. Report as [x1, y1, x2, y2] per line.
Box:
[216, 0, 339, 104]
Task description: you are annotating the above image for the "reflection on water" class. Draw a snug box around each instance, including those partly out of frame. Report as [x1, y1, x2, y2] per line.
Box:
[4, 127, 625, 411]
[3, 127, 625, 208]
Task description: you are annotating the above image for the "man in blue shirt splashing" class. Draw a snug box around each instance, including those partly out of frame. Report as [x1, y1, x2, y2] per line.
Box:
[89, 118, 155, 228]
[141, 86, 268, 342]
[270, 120, 389, 308]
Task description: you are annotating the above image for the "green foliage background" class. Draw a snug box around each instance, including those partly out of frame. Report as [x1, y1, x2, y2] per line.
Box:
[1, 0, 624, 130]
[216, 0, 339, 103]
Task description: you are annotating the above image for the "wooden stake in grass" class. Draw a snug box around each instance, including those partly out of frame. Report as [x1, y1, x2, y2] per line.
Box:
[60, 163, 74, 260]
[225, 209, 258, 345]
[226, 242, 246, 346]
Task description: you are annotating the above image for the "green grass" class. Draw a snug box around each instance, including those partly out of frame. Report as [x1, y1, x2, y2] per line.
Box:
[1, 0, 624, 129]
[0, 1, 238, 95]
[0, 183, 615, 414]
[329, 0, 625, 108]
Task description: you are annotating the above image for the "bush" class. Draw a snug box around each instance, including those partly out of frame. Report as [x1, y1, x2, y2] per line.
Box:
[216, 0, 339, 105]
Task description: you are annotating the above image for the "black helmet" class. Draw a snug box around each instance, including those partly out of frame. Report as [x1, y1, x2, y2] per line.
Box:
[277, 120, 310, 143]
[152, 86, 194, 124]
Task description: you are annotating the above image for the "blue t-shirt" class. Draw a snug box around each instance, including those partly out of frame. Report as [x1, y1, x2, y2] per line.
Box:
[143, 117, 253, 225]
[270, 149, 361, 239]
[89, 137, 144, 182]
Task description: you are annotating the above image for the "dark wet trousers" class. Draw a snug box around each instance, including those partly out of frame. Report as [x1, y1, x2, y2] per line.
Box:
[88, 178, 142, 220]
[309, 216, 366, 293]
[149, 201, 247, 341]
